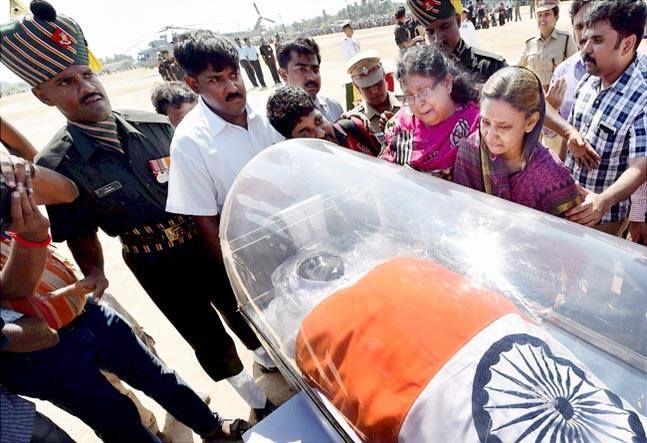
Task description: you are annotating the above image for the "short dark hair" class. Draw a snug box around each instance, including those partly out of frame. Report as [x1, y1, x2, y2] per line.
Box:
[585, 0, 646, 50]
[277, 37, 321, 70]
[150, 81, 197, 115]
[569, 0, 589, 20]
[397, 44, 479, 105]
[266, 86, 315, 138]
[342, 23, 352, 30]
[395, 6, 406, 19]
[173, 30, 239, 77]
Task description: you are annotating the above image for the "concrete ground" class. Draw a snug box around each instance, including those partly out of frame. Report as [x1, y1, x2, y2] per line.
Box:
[1, 3, 593, 441]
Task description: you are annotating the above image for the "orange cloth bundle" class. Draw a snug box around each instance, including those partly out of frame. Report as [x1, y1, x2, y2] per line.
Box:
[295, 257, 518, 442]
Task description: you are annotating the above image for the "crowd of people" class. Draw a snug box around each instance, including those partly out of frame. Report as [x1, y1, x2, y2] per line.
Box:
[1, 0, 646, 441]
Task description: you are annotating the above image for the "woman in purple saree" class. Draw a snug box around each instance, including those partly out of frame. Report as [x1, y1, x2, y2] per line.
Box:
[454, 67, 581, 217]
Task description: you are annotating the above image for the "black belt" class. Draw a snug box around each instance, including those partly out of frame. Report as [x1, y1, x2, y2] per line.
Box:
[120, 215, 196, 254]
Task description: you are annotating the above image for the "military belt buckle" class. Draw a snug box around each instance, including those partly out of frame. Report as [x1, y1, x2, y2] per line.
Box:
[163, 225, 184, 243]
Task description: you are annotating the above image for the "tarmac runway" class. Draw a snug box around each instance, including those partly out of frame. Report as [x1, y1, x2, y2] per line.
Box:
[0, 3, 588, 441]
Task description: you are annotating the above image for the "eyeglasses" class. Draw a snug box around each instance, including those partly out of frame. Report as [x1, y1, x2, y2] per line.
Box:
[403, 80, 441, 107]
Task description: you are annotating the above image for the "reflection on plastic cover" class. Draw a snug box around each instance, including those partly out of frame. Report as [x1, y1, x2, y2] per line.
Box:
[221, 140, 647, 442]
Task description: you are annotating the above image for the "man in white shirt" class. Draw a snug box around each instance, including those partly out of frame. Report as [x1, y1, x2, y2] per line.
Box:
[234, 37, 260, 88]
[341, 22, 360, 60]
[243, 37, 267, 88]
[459, 10, 478, 47]
[170, 30, 284, 422]
[277, 37, 344, 122]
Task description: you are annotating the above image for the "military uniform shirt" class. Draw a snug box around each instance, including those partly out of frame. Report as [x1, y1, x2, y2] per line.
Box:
[452, 38, 508, 83]
[518, 28, 577, 88]
[395, 19, 420, 53]
[259, 44, 275, 61]
[35, 110, 174, 242]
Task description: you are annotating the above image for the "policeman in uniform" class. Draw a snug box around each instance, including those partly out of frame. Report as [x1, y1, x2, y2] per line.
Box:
[259, 36, 281, 85]
[407, 0, 508, 82]
[347, 50, 402, 142]
[0, 0, 274, 427]
[517, 0, 576, 90]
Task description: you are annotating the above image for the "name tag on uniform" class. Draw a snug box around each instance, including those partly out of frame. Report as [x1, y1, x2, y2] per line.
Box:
[94, 180, 122, 198]
[149, 157, 171, 184]
[599, 121, 616, 136]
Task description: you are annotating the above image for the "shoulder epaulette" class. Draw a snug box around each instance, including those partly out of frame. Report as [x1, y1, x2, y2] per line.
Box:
[116, 109, 170, 125]
[34, 126, 74, 170]
[472, 46, 506, 62]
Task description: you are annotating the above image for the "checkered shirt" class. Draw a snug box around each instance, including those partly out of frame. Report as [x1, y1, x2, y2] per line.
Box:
[566, 56, 647, 223]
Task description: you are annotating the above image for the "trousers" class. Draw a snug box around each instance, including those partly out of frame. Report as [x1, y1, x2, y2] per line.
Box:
[249, 60, 266, 87]
[263, 56, 281, 84]
[0, 303, 220, 442]
[123, 238, 261, 381]
[240, 60, 258, 87]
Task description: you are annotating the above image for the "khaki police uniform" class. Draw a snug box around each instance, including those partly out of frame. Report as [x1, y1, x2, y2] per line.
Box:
[351, 93, 402, 139]
[518, 28, 577, 89]
[347, 50, 403, 140]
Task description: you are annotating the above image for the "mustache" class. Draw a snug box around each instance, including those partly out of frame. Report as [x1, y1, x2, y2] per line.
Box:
[80, 92, 103, 105]
[225, 92, 244, 102]
[582, 53, 596, 65]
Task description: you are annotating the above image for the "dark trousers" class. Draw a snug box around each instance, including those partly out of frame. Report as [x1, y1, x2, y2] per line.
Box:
[249, 60, 266, 87]
[32, 412, 74, 443]
[0, 303, 219, 443]
[263, 56, 281, 84]
[240, 59, 258, 87]
[123, 239, 261, 381]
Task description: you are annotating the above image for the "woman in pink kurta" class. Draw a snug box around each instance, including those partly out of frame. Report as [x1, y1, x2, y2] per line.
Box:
[380, 45, 480, 179]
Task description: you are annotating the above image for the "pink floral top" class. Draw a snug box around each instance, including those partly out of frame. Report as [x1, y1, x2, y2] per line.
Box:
[380, 102, 480, 178]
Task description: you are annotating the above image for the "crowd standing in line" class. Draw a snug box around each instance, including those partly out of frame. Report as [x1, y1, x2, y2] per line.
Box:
[1, 0, 646, 441]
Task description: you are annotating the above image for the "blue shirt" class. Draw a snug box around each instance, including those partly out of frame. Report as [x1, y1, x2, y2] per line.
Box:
[0, 318, 36, 443]
[550, 52, 586, 121]
[566, 56, 647, 223]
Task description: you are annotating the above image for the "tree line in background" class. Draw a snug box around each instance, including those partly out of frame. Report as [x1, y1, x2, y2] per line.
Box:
[269, 0, 404, 36]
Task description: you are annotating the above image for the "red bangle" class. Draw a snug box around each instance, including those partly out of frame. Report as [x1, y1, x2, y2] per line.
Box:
[6, 231, 52, 248]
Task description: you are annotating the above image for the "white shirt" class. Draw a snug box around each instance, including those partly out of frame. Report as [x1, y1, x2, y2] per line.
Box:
[459, 20, 478, 48]
[166, 97, 284, 216]
[341, 37, 360, 60]
[314, 95, 344, 122]
[242, 45, 260, 61]
[237, 45, 248, 60]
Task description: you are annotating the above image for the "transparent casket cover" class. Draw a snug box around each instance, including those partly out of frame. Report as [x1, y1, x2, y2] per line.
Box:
[221, 140, 647, 442]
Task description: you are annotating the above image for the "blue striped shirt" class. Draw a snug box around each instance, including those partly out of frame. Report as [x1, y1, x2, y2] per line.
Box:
[0, 387, 35, 443]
